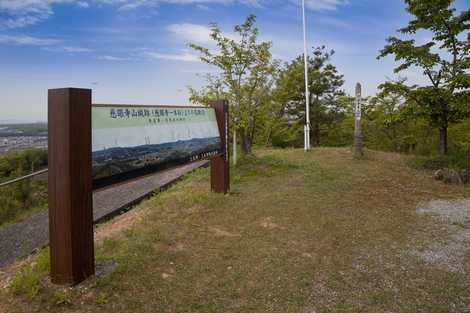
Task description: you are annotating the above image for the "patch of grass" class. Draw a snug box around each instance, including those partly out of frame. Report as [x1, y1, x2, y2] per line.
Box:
[95, 292, 108, 307]
[9, 265, 42, 299]
[236, 153, 301, 177]
[9, 248, 50, 300]
[3, 148, 470, 313]
[52, 289, 71, 306]
[0, 178, 48, 229]
[0, 204, 47, 230]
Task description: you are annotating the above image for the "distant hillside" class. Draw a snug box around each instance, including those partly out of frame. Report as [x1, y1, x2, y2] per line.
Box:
[0, 123, 48, 137]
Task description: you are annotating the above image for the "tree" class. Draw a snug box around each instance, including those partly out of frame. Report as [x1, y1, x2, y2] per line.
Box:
[378, 0, 470, 155]
[189, 15, 278, 156]
[275, 46, 345, 146]
[367, 87, 407, 152]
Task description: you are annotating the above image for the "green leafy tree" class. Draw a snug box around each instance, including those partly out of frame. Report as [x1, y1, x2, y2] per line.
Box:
[367, 88, 407, 151]
[189, 15, 278, 155]
[320, 95, 354, 147]
[274, 46, 345, 146]
[378, 0, 470, 155]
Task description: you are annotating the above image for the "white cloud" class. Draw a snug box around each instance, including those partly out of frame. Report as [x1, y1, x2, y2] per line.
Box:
[0, 0, 259, 28]
[98, 55, 130, 61]
[167, 23, 212, 43]
[0, 0, 77, 28]
[0, 0, 350, 29]
[63, 46, 93, 52]
[288, 0, 349, 11]
[0, 34, 60, 45]
[195, 4, 209, 10]
[142, 49, 200, 62]
[76, 1, 89, 7]
[42, 45, 94, 52]
[316, 16, 351, 28]
[167, 22, 240, 46]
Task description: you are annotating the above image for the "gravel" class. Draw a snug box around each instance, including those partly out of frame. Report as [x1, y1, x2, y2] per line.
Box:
[415, 198, 470, 273]
[417, 199, 470, 224]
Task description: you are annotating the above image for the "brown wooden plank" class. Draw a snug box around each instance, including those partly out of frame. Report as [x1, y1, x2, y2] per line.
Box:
[48, 88, 94, 285]
[209, 100, 230, 194]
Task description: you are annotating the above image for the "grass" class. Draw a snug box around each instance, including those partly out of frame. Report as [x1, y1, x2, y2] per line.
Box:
[1, 147, 469, 313]
[0, 180, 48, 229]
[0, 202, 47, 229]
[8, 248, 50, 300]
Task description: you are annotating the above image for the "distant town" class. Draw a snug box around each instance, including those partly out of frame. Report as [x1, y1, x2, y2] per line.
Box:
[0, 123, 47, 153]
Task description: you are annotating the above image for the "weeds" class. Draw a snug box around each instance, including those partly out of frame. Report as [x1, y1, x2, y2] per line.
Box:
[9, 248, 49, 300]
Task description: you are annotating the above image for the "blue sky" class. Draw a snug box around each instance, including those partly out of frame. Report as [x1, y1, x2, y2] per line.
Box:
[0, 0, 468, 122]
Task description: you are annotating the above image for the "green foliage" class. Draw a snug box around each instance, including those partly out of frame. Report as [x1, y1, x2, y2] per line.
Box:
[361, 87, 470, 162]
[9, 248, 50, 300]
[361, 88, 421, 153]
[52, 289, 71, 306]
[0, 148, 47, 181]
[408, 148, 470, 172]
[319, 96, 354, 147]
[272, 46, 346, 147]
[363, 97, 470, 170]
[189, 15, 279, 155]
[10, 266, 42, 299]
[378, 0, 470, 155]
[183, 7, 467, 164]
[0, 148, 48, 227]
[95, 292, 108, 306]
[270, 119, 303, 148]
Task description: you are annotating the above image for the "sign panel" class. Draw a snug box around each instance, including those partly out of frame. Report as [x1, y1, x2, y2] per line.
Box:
[92, 105, 222, 187]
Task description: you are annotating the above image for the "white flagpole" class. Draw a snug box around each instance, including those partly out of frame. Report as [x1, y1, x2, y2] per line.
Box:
[302, 0, 310, 151]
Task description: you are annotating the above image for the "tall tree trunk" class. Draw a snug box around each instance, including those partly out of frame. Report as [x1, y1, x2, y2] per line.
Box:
[240, 129, 252, 156]
[311, 120, 320, 146]
[439, 126, 448, 156]
[310, 96, 320, 146]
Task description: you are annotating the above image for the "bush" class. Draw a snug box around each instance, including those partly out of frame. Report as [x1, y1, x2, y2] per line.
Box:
[0, 148, 48, 227]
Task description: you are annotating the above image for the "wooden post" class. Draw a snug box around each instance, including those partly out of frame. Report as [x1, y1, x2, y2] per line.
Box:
[48, 88, 94, 285]
[353, 83, 364, 158]
[209, 100, 230, 194]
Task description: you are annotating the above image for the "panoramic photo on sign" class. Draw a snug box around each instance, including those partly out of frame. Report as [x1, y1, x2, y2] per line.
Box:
[91, 105, 222, 187]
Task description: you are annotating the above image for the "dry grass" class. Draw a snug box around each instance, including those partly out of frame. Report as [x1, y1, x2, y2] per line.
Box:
[1, 147, 469, 313]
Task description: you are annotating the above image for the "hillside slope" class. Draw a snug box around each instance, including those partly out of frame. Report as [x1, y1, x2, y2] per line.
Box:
[2, 148, 469, 313]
